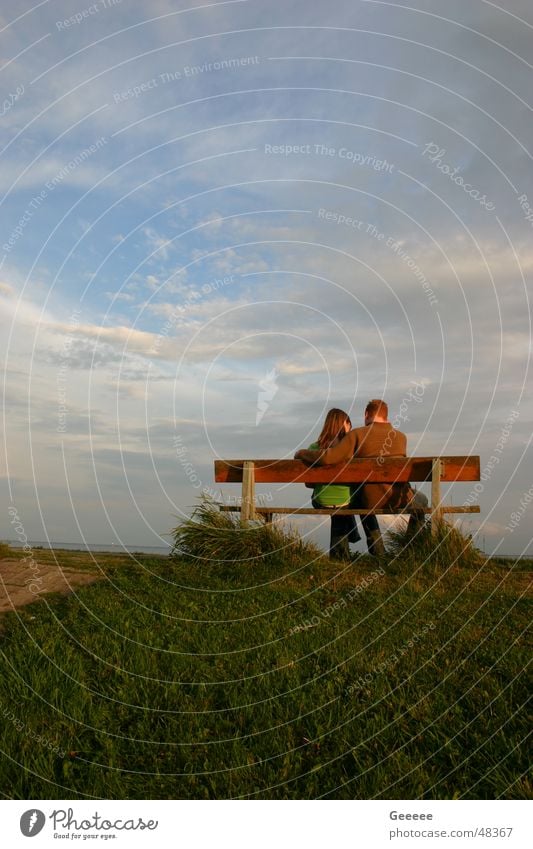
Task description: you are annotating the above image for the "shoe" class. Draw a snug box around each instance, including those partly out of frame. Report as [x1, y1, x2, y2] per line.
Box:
[367, 530, 386, 557]
[329, 540, 351, 561]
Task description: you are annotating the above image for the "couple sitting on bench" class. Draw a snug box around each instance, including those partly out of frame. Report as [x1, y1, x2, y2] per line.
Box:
[294, 399, 428, 559]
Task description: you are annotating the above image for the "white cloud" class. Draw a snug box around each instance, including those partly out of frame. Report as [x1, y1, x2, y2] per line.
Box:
[0, 282, 14, 297]
[143, 227, 173, 260]
[105, 291, 136, 302]
[1, 0, 531, 554]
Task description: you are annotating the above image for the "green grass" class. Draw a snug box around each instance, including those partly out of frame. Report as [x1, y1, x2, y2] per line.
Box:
[171, 496, 325, 568]
[0, 519, 530, 800]
[385, 518, 484, 570]
[0, 541, 13, 559]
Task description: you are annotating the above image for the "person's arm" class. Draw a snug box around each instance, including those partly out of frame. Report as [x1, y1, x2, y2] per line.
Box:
[295, 431, 357, 466]
[295, 447, 322, 465]
[303, 442, 321, 484]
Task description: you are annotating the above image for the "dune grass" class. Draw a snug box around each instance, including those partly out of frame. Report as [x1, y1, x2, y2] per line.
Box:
[0, 513, 530, 800]
[0, 541, 13, 559]
[171, 497, 326, 568]
[385, 517, 484, 568]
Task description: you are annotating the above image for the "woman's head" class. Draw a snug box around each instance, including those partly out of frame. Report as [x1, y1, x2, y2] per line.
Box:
[317, 408, 351, 449]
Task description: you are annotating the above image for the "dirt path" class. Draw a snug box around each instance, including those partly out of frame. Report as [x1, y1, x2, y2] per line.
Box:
[0, 558, 100, 614]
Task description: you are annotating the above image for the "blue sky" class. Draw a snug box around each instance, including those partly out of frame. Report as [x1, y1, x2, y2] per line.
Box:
[1, 0, 531, 554]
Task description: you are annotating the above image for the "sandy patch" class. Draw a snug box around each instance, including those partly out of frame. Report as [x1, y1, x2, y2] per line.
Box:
[0, 559, 100, 614]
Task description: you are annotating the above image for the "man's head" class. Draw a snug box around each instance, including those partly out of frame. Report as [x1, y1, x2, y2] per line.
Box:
[365, 399, 388, 425]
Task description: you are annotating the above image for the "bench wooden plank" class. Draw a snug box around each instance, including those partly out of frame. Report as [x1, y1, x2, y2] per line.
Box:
[431, 458, 442, 535]
[214, 456, 481, 536]
[218, 506, 480, 515]
[214, 456, 480, 484]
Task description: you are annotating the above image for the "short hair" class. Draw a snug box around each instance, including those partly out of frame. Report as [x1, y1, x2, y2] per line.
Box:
[365, 399, 388, 419]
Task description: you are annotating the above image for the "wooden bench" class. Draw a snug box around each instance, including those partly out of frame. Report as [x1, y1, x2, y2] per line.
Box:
[214, 456, 480, 535]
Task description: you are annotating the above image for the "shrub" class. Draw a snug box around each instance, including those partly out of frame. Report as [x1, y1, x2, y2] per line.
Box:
[0, 541, 12, 559]
[171, 497, 325, 567]
[385, 517, 483, 569]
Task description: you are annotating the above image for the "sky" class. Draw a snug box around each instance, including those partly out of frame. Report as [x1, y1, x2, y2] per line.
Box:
[0, 0, 531, 555]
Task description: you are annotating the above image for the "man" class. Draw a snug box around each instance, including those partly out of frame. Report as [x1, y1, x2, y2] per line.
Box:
[295, 399, 427, 555]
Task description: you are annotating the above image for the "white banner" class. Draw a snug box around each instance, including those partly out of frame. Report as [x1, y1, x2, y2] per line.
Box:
[1, 800, 530, 848]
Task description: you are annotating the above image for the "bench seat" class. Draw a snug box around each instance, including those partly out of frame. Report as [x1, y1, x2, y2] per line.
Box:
[218, 506, 479, 515]
[214, 456, 481, 535]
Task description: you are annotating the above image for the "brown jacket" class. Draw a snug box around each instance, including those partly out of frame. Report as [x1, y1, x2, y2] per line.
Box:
[297, 422, 408, 510]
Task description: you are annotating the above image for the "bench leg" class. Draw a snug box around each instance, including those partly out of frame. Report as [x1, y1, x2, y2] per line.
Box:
[241, 461, 256, 523]
[431, 458, 443, 536]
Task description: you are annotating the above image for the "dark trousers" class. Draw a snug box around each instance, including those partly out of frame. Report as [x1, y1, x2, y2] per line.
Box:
[312, 499, 361, 560]
[350, 486, 383, 556]
[350, 486, 428, 555]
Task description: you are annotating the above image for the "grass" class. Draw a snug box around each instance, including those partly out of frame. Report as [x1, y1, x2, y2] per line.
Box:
[0, 544, 145, 571]
[385, 518, 484, 569]
[0, 541, 13, 559]
[0, 512, 530, 800]
[171, 496, 326, 568]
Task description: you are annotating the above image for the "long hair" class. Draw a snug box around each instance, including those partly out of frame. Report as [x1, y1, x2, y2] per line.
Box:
[317, 408, 351, 449]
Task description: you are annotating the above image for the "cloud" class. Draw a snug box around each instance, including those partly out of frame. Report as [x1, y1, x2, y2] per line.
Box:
[48, 319, 159, 354]
[1, 0, 531, 554]
[143, 226, 174, 260]
[0, 282, 15, 296]
[104, 291, 136, 302]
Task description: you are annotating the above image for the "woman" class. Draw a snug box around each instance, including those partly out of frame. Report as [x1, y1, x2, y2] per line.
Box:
[307, 408, 361, 560]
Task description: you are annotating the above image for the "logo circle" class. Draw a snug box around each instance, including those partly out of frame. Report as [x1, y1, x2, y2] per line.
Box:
[20, 810, 46, 837]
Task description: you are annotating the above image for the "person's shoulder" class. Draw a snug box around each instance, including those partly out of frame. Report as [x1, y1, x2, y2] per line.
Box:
[371, 421, 404, 435]
[344, 428, 359, 444]
[390, 425, 407, 439]
[386, 424, 407, 447]
[348, 425, 367, 447]
[380, 422, 406, 440]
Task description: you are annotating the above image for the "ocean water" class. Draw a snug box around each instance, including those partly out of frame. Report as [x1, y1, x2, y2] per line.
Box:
[5, 540, 527, 560]
[6, 539, 171, 555]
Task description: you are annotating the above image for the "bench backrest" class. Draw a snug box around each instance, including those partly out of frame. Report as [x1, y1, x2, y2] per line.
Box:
[214, 456, 480, 484]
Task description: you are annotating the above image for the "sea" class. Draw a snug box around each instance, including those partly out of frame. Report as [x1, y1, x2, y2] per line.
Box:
[6, 539, 171, 555]
[5, 540, 528, 560]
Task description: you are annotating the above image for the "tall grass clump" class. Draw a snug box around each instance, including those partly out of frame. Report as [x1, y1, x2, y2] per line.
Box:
[171, 496, 324, 567]
[0, 541, 12, 559]
[386, 517, 483, 568]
